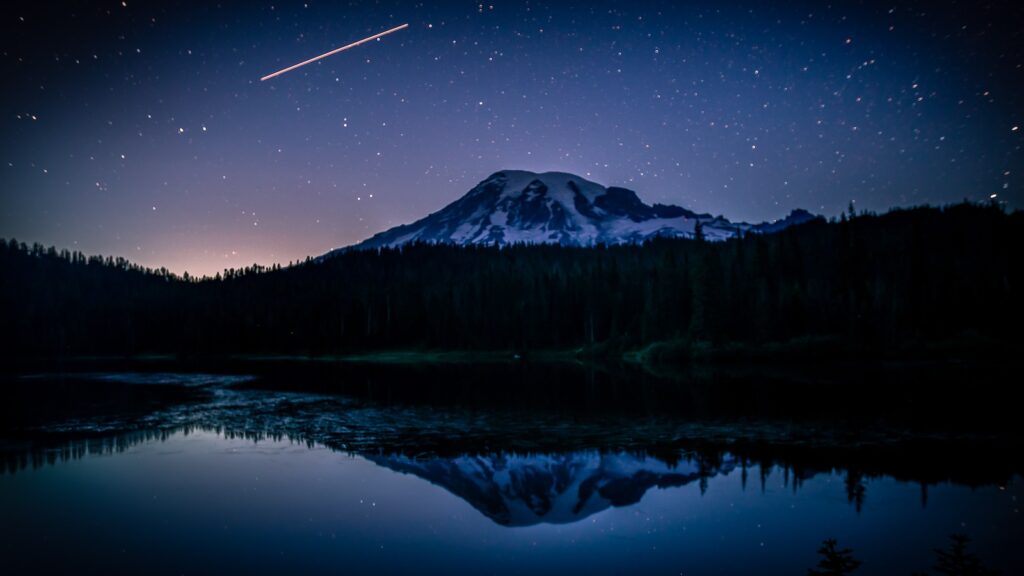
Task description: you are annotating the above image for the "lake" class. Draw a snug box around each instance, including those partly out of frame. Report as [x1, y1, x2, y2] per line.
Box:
[1, 360, 1020, 575]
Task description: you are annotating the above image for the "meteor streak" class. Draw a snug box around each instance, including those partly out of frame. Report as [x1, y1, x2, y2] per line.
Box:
[260, 23, 408, 81]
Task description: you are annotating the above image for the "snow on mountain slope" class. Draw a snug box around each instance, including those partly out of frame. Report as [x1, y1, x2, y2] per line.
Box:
[334, 170, 816, 253]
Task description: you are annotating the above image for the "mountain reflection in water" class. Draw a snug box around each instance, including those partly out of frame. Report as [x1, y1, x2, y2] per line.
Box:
[1, 362, 1021, 519]
[1, 363, 1022, 575]
[368, 451, 735, 526]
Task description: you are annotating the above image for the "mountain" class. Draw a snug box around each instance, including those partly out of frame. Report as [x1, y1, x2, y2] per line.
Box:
[339, 170, 816, 252]
[366, 451, 736, 527]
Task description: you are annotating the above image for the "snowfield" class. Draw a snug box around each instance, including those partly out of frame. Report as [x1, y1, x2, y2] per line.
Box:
[329, 170, 816, 254]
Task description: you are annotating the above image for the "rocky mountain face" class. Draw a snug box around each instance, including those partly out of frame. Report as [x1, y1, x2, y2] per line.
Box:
[339, 170, 816, 252]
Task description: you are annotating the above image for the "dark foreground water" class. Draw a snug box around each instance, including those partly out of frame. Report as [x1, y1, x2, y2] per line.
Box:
[0, 360, 1021, 575]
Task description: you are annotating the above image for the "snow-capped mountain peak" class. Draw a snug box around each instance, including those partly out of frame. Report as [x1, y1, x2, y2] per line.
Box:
[339, 170, 816, 252]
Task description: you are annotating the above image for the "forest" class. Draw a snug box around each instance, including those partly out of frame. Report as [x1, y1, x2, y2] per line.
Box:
[1, 202, 1021, 361]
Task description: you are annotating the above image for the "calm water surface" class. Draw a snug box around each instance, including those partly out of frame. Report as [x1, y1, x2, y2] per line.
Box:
[0, 362, 1020, 575]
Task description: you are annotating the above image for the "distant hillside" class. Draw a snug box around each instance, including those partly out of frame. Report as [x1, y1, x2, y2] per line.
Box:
[1, 203, 1021, 360]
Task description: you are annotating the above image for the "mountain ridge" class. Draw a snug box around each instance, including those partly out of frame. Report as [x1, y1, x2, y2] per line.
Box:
[330, 170, 816, 254]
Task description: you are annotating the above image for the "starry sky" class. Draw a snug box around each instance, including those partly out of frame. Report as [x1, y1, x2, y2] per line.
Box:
[1, 1, 1021, 276]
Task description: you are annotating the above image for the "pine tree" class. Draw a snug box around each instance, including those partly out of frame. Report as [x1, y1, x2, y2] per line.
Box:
[807, 538, 862, 576]
[932, 534, 999, 576]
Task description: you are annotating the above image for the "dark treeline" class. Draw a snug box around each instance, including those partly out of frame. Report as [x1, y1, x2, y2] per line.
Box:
[1, 203, 1021, 359]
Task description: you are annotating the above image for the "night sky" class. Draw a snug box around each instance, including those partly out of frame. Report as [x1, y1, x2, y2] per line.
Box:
[1, 1, 1021, 276]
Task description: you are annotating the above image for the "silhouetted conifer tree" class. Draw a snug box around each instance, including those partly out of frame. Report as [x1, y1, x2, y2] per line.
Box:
[931, 534, 999, 576]
[807, 538, 862, 576]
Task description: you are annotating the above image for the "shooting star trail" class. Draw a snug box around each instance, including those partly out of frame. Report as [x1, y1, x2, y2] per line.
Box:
[260, 23, 409, 81]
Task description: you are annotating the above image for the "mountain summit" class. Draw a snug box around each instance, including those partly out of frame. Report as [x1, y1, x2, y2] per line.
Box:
[344, 170, 815, 251]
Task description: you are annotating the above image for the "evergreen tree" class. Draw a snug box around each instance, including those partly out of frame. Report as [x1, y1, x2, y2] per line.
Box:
[932, 534, 999, 576]
[0, 202, 1020, 358]
[807, 538, 862, 576]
